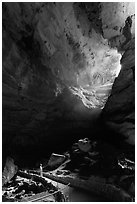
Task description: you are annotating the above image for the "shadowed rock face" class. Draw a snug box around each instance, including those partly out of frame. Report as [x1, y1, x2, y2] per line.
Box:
[101, 39, 135, 145]
[2, 2, 135, 162]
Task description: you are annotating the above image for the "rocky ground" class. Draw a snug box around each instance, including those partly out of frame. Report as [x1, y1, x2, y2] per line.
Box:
[2, 137, 135, 202]
[2, 167, 66, 202]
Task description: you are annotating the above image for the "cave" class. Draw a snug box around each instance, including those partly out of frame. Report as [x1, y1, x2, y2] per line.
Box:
[2, 2, 135, 202]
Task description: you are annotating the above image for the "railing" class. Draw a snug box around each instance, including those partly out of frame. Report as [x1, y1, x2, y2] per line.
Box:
[30, 183, 70, 202]
[20, 168, 71, 202]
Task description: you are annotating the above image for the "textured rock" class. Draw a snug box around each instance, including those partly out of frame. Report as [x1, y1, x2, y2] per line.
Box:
[78, 138, 91, 152]
[47, 153, 66, 168]
[101, 2, 135, 39]
[101, 39, 135, 145]
[2, 2, 135, 157]
[2, 157, 18, 186]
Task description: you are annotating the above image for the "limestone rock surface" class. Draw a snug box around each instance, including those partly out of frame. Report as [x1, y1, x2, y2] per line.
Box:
[2, 157, 18, 186]
[2, 2, 135, 159]
[101, 39, 135, 145]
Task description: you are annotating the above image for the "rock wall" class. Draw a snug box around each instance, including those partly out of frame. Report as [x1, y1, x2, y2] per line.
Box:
[99, 0, 135, 147]
[101, 39, 135, 145]
[2, 2, 135, 158]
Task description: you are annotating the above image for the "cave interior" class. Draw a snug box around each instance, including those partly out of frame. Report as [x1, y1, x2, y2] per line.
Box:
[2, 2, 135, 170]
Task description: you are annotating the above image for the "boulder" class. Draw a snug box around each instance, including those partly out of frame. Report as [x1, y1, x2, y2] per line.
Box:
[2, 157, 18, 186]
[47, 153, 66, 168]
[78, 138, 91, 152]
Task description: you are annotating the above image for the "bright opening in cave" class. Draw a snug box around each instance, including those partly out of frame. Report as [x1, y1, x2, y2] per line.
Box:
[69, 43, 122, 109]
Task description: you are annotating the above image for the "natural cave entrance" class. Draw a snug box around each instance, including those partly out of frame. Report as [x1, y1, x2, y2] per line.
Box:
[2, 3, 135, 201]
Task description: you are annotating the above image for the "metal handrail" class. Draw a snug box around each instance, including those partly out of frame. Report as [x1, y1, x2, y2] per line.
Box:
[20, 169, 71, 201]
[30, 183, 70, 202]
